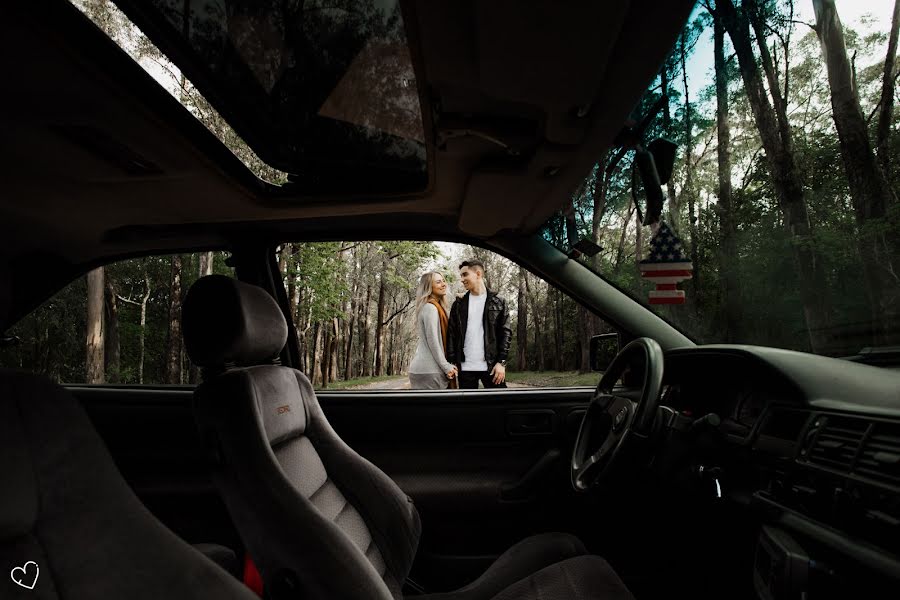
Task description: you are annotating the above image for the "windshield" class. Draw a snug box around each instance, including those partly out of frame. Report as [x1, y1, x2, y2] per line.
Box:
[541, 0, 900, 358]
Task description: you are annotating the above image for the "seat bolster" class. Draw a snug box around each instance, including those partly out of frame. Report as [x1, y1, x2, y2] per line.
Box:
[293, 370, 422, 595]
[195, 370, 397, 600]
[488, 555, 634, 600]
[418, 533, 588, 600]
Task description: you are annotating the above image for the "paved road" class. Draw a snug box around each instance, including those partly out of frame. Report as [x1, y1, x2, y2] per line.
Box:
[347, 377, 411, 390]
[345, 376, 528, 390]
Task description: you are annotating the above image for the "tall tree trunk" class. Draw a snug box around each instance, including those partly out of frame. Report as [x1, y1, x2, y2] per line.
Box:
[361, 284, 372, 376]
[516, 266, 528, 370]
[104, 279, 120, 383]
[387, 318, 396, 376]
[165, 255, 183, 384]
[330, 317, 340, 383]
[322, 320, 333, 385]
[553, 289, 563, 371]
[877, 0, 900, 179]
[813, 0, 900, 345]
[714, 9, 744, 342]
[85, 267, 105, 384]
[374, 274, 387, 376]
[298, 288, 309, 374]
[344, 298, 357, 380]
[592, 154, 610, 262]
[614, 200, 635, 270]
[199, 250, 215, 277]
[749, 0, 791, 151]
[277, 244, 290, 289]
[189, 252, 215, 383]
[682, 29, 701, 307]
[342, 258, 358, 380]
[138, 273, 150, 384]
[635, 207, 644, 267]
[720, 0, 831, 353]
[526, 274, 544, 371]
[577, 304, 592, 373]
[311, 322, 323, 386]
[288, 269, 299, 329]
[660, 61, 681, 230]
[589, 154, 611, 343]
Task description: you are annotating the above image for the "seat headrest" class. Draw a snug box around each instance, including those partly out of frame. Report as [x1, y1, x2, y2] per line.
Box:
[183, 275, 288, 368]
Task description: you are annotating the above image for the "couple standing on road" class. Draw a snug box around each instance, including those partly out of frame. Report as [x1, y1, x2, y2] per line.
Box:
[409, 259, 512, 390]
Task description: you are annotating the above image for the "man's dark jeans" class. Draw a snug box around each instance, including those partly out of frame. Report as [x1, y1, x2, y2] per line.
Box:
[459, 370, 507, 389]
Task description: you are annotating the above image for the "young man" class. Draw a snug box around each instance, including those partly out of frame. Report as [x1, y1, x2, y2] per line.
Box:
[446, 260, 512, 389]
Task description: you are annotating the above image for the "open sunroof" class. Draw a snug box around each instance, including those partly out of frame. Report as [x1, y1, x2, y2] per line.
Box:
[112, 0, 428, 193]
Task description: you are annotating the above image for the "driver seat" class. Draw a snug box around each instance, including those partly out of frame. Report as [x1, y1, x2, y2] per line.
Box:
[183, 275, 634, 600]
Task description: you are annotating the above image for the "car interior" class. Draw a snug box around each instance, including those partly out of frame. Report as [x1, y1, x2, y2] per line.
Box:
[2, 1, 900, 599]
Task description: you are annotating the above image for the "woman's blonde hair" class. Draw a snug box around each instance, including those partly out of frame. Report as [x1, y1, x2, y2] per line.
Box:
[415, 271, 450, 318]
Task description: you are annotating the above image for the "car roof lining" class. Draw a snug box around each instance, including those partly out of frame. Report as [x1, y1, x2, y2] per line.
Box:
[1, 0, 696, 326]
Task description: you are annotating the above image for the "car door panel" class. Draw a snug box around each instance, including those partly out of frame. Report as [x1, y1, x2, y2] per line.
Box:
[68, 386, 245, 551]
[71, 385, 598, 589]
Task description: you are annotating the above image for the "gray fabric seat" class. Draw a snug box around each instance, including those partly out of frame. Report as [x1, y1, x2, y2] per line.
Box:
[0, 368, 258, 600]
[183, 275, 634, 600]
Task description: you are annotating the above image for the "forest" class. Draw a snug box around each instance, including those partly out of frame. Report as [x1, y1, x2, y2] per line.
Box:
[1, 0, 899, 387]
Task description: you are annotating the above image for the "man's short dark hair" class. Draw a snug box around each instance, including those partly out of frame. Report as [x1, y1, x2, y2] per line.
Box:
[459, 259, 485, 273]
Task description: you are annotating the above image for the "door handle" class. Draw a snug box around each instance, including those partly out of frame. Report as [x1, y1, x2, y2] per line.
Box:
[506, 409, 555, 436]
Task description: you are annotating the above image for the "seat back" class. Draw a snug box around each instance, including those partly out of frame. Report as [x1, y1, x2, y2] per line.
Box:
[184, 275, 420, 600]
[0, 368, 256, 600]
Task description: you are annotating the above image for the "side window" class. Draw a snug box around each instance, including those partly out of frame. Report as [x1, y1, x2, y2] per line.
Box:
[277, 242, 615, 391]
[0, 252, 233, 384]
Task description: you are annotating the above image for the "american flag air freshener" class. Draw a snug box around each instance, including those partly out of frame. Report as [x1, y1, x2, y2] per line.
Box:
[639, 222, 692, 305]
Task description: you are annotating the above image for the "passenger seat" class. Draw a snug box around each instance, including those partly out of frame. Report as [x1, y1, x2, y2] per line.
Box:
[0, 368, 257, 599]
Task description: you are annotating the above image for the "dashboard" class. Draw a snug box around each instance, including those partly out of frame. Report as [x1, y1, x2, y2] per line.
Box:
[654, 345, 900, 589]
[660, 349, 801, 440]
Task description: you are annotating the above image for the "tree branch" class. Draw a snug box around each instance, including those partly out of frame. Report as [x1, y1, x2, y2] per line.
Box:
[739, 146, 765, 192]
[116, 294, 142, 307]
[868, 70, 900, 123]
[789, 19, 816, 31]
[382, 298, 413, 325]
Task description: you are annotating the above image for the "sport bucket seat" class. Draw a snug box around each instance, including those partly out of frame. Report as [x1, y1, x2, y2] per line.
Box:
[183, 275, 633, 600]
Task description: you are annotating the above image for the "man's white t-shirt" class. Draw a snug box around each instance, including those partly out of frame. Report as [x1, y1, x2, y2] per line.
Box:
[461, 292, 488, 371]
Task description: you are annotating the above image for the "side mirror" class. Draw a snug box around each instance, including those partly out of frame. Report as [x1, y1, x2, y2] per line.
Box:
[589, 333, 620, 372]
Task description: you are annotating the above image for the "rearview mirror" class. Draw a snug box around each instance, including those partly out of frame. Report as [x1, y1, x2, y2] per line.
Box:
[589, 333, 620, 372]
[647, 138, 677, 185]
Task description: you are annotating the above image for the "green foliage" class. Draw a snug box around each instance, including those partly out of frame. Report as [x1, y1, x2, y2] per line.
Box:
[0, 253, 233, 384]
[539, 2, 900, 357]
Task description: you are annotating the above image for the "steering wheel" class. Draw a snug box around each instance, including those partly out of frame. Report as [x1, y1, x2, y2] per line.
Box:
[571, 337, 664, 491]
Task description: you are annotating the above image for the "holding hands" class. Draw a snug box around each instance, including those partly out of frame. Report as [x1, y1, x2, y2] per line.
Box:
[490, 363, 506, 385]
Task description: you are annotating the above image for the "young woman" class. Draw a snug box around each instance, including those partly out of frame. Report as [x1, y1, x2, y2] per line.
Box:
[408, 271, 458, 389]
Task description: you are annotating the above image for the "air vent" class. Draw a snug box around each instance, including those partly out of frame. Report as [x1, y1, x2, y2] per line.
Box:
[806, 416, 868, 471]
[856, 422, 900, 488]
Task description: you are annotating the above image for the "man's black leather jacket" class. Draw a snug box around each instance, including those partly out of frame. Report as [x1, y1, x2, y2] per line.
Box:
[446, 290, 512, 369]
